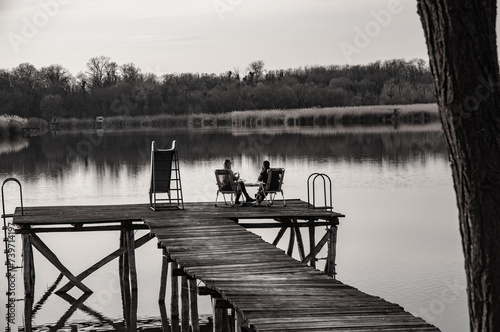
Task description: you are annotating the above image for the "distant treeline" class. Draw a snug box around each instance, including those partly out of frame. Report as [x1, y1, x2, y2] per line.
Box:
[0, 57, 436, 121]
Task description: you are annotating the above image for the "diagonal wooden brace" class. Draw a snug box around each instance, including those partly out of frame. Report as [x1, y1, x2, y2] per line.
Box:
[57, 233, 153, 293]
[29, 233, 92, 293]
[302, 230, 330, 265]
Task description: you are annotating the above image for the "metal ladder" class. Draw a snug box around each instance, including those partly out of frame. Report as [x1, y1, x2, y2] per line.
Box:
[307, 173, 333, 211]
[2, 178, 24, 331]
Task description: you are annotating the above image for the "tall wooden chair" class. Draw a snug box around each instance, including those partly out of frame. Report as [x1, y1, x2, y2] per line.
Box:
[214, 169, 239, 207]
[149, 140, 184, 210]
[259, 168, 286, 206]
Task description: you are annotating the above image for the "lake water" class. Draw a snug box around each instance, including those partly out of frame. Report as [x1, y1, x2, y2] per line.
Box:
[0, 123, 469, 331]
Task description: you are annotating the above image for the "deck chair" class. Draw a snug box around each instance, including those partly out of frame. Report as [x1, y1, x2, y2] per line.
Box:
[214, 169, 239, 207]
[259, 168, 286, 206]
[149, 140, 184, 210]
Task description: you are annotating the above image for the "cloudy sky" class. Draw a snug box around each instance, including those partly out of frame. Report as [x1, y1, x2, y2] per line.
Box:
[0, 0, 446, 76]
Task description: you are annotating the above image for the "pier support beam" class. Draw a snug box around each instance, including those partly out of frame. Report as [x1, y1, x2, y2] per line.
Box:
[119, 224, 138, 331]
[119, 231, 131, 327]
[181, 275, 190, 332]
[125, 228, 138, 330]
[22, 233, 34, 332]
[171, 262, 180, 332]
[189, 279, 200, 332]
[213, 298, 233, 332]
[158, 251, 171, 332]
[325, 224, 338, 278]
[308, 219, 316, 268]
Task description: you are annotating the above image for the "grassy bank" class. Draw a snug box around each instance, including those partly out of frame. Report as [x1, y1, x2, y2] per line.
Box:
[2, 104, 439, 136]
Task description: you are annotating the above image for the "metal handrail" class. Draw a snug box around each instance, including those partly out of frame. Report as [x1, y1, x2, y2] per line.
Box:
[2, 178, 24, 332]
[307, 173, 333, 211]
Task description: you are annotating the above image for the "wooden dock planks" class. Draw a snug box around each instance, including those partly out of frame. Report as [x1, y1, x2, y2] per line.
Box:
[12, 200, 439, 331]
[145, 212, 439, 331]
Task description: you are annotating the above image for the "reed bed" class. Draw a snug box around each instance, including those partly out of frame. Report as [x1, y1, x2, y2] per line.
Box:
[227, 103, 439, 128]
[2, 104, 440, 137]
[0, 115, 29, 139]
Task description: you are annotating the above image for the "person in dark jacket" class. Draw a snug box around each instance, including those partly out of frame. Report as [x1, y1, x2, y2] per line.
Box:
[256, 160, 270, 204]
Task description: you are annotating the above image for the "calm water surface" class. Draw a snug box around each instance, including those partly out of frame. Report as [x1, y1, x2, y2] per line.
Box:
[0, 125, 468, 331]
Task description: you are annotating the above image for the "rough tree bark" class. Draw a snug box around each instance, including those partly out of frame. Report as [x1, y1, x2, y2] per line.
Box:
[417, 1, 500, 331]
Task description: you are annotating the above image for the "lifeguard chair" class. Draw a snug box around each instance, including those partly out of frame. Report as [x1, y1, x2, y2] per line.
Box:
[149, 140, 184, 210]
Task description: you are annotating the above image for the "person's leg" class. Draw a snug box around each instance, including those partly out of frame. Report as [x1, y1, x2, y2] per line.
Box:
[240, 183, 255, 202]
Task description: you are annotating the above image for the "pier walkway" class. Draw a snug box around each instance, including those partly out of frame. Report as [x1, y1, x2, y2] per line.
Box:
[12, 199, 439, 331]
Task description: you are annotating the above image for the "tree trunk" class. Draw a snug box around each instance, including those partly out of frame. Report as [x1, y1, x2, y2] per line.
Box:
[417, 1, 500, 331]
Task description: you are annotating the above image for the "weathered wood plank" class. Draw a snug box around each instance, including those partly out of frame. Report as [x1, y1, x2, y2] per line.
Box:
[11, 201, 438, 331]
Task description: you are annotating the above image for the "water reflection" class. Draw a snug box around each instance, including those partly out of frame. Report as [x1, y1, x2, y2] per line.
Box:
[0, 125, 447, 180]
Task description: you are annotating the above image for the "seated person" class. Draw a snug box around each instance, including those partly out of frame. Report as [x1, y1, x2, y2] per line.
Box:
[256, 160, 270, 204]
[222, 159, 255, 204]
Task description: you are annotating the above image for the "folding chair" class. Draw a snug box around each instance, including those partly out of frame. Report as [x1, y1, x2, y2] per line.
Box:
[149, 140, 184, 210]
[214, 169, 239, 207]
[259, 168, 286, 206]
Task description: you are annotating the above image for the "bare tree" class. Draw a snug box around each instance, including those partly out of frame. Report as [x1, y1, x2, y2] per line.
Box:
[247, 60, 265, 84]
[86, 56, 111, 88]
[120, 63, 141, 83]
[417, 1, 500, 331]
[39, 64, 71, 92]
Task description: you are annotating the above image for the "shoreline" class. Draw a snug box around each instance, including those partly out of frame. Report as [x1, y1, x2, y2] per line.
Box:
[1, 104, 439, 139]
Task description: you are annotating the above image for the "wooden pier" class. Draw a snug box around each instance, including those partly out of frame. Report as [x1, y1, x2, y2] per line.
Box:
[12, 199, 439, 331]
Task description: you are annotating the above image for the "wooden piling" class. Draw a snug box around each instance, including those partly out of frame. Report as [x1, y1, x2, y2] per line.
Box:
[308, 219, 316, 268]
[181, 275, 189, 332]
[189, 279, 200, 332]
[293, 219, 306, 261]
[213, 299, 232, 332]
[159, 249, 169, 303]
[125, 228, 138, 330]
[170, 262, 180, 332]
[22, 233, 34, 332]
[119, 230, 131, 327]
[325, 224, 338, 278]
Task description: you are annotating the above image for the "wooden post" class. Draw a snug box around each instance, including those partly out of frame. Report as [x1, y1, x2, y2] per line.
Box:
[212, 298, 231, 332]
[159, 300, 171, 332]
[119, 230, 131, 327]
[181, 275, 189, 332]
[325, 225, 338, 278]
[125, 228, 138, 330]
[229, 308, 235, 332]
[159, 250, 171, 331]
[22, 233, 34, 332]
[189, 279, 200, 332]
[171, 262, 180, 332]
[159, 249, 169, 303]
[308, 220, 316, 268]
[293, 219, 306, 261]
[212, 298, 222, 332]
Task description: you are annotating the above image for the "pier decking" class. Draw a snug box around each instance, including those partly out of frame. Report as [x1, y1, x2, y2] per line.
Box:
[12, 200, 439, 331]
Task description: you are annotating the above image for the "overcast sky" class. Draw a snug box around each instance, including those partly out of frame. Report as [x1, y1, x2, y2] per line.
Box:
[0, 0, 476, 76]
